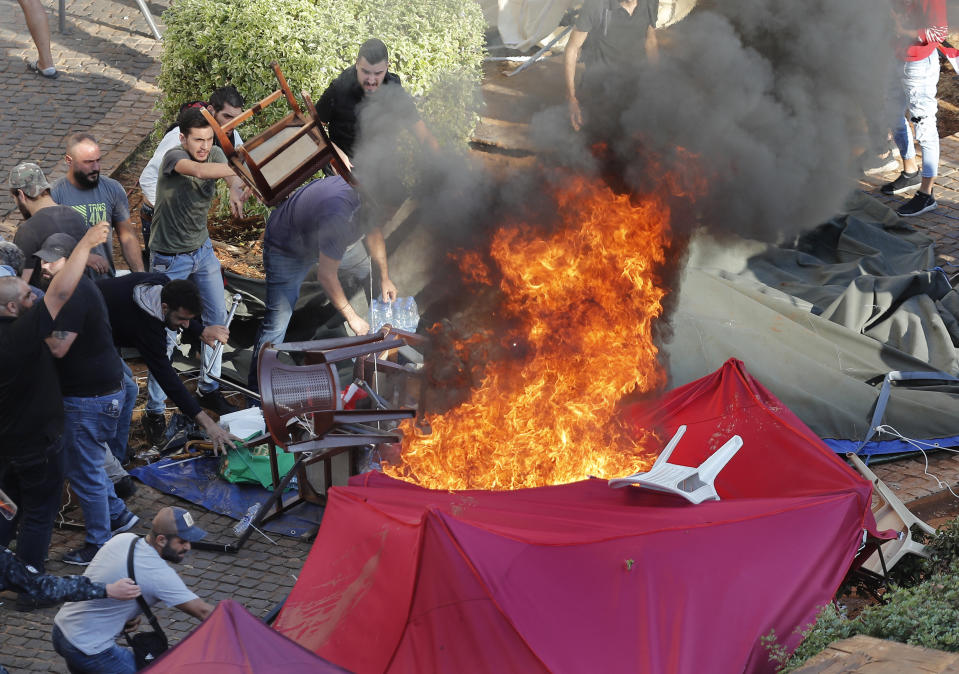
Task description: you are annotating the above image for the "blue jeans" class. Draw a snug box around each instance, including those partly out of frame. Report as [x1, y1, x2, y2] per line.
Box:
[0, 438, 64, 573]
[62, 393, 127, 546]
[108, 361, 138, 463]
[146, 239, 227, 413]
[247, 244, 316, 392]
[52, 624, 136, 674]
[891, 52, 940, 179]
[247, 241, 372, 392]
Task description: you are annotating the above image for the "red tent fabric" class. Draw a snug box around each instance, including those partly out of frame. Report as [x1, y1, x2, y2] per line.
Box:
[147, 599, 347, 672]
[274, 359, 888, 673]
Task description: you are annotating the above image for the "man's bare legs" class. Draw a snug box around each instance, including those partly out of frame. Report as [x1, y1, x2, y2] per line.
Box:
[17, 0, 56, 74]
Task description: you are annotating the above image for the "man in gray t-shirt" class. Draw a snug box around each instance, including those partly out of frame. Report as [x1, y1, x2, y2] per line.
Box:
[52, 133, 144, 275]
[144, 107, 245, 417]
[149, 142, 227, 255]
[52, 507, 214, 672]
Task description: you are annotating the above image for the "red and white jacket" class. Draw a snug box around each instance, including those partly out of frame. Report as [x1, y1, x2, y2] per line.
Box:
[894, 0, 956, 61]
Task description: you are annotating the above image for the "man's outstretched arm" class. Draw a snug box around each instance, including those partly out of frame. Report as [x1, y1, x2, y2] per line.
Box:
[44, 223, 109, 319]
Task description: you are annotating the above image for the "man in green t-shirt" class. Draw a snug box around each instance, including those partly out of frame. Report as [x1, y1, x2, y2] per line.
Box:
[145, 107, 247, 423]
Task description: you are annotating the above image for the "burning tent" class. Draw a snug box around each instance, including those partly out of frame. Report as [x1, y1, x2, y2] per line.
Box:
[273, 359, 885, 673]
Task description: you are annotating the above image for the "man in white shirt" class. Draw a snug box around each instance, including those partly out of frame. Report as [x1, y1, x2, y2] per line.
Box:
[51, 506, 214, 673]
[138, 85, 247, 260]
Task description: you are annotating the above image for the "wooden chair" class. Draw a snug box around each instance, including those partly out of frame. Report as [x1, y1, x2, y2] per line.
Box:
[200, 62, 354, 207]
[255, 331, 418, 521]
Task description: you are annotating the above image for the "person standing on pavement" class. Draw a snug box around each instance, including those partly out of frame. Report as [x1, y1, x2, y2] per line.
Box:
[139, 86, 248, 261]
[35, 233, 140, 567]
[247, 176, 397, 393]
[52, 133, 144, 275]
[146, 107, 245, 421]
[16, 0, 58, 79]
[0, 223, 109, 606]
[564, 0, 659, 132]
[52, 506, 215, 674]
[8, 162, 107, 285]
[880, 0, 955, 217]
[97, 272, 236, 452]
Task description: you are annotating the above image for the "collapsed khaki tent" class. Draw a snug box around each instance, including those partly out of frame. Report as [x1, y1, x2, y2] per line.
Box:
[663, 191, 959, 456]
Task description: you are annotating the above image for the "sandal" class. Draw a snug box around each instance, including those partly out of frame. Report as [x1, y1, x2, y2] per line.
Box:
[27, 60, 59, 79]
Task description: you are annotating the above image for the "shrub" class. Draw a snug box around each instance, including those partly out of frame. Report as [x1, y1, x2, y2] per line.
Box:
[156, 0, 486, 146]
[765, 519, 959, 671]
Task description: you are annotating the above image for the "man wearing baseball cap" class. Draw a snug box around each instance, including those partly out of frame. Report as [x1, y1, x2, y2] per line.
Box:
[37, 233, 140, 567]
[52, 506, 214, 673]
[8, 162, 105, 285]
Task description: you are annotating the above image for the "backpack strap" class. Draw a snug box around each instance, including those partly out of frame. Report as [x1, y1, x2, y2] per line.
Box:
[125, 537, 167, 640]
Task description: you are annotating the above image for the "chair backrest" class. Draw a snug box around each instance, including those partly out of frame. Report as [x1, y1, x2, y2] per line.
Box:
[201, 62, 354, 206]
[258, 347, 342, 449]
[258, 331, 422, 451]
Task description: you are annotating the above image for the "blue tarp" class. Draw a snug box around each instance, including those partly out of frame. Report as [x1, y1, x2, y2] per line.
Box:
[131, 457, 323, 537]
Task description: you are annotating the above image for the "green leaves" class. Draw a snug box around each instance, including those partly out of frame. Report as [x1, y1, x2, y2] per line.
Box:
[156, 0, 486, 145]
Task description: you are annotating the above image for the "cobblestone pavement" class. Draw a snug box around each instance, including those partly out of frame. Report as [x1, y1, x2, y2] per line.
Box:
[0, 0, 167, 232]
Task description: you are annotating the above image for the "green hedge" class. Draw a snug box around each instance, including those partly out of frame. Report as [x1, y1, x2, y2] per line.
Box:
[156, 0, 486, 147]
[765, 519, 959, 671]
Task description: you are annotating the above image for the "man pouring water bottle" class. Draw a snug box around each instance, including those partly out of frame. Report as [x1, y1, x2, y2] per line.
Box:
[246, 176, 398, 393]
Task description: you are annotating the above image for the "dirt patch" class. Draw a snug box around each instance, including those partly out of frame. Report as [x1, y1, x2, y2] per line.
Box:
[939, 65, 959, 137]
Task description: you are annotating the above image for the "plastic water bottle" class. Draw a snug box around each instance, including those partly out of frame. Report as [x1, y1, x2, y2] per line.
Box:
[369, 297, 419, 333]
[233, 503, 261, 536]
[394, 296, 419, 332]
[370, 299, 391, 333]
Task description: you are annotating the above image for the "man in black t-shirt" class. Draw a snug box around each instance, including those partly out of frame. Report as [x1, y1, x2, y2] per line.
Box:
[0, 223, 108, 589]
[96, 273, 236, 454]
[36, 234, 140, 567]
[316, 38, 438, 159]
[564, 0, 660, 131]
[8, 162, 109, 285]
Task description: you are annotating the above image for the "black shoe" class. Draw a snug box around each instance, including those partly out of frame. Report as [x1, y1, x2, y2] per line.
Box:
[897, 190, 937, 217]
[113, 475, 137, 500]
[62, 543, 100, 566]
[880, 170, 920, 195]
[110, 509, 139, 533]
[198, 390, 239, 416]
[15, 594, 58, 612]
[144, 412, 166, 447]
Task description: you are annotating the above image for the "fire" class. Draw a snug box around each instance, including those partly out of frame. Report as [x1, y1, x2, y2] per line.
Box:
[386, 176, 673, 490]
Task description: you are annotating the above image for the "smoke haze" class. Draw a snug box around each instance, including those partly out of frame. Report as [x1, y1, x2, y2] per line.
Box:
[532, 0, 899, 242]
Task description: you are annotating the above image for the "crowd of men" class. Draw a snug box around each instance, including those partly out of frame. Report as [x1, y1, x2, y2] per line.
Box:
[0, 38, 419, 672]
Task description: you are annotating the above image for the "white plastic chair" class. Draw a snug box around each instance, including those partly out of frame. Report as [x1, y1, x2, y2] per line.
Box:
[846, 453, 936, 573]
[609, 425, 743, 504]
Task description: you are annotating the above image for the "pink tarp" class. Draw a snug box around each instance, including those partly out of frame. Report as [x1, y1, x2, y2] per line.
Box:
[147, 600, 347, 672]
[273, 359, 888, 673]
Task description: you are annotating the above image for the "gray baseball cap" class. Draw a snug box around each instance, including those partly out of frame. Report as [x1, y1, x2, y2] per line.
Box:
[35, 233, 77, 263]
[8, 162, 52, 198]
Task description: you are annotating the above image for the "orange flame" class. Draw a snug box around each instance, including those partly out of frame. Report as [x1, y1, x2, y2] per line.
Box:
[386, 176, 673, 490]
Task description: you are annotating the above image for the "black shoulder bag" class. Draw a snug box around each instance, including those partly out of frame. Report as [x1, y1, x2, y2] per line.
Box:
[123, 537, 170, 668]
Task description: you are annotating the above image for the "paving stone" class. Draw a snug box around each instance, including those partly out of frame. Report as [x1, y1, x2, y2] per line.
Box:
[0, 0, 166, 227]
